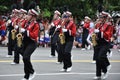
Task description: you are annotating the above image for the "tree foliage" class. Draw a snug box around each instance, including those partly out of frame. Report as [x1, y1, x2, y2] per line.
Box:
[0, 0, 120, 19]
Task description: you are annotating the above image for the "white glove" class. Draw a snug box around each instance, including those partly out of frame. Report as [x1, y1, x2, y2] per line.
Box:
[94, 29, 99, 33]
[6, 20, 11, 26]
[20, 28, 25, 33]
[51, 22, 55, 26]
[62, 28, 68, 32]
[57, 25, 61, 28]
[7, 20, 11, 24]
[14, 25, 18, 29]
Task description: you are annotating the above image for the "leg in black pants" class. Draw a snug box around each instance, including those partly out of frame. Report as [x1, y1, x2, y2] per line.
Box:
[93, 46, 97, 61]
[51, 43, 57, 56]
[82, 28, 89, 48]
[23, 42, 37, 79]
[13, 45, 20, 64]
[8, 33, 14, 55]
[63, 41, 73, 70]
[51, 33, 59, 56]
[96, 44, 110, 77]
[57, 44, 64, 63]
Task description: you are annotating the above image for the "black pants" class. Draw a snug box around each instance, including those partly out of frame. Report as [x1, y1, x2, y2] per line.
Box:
[8, 32, 15, 55]
[82, 28, 89, 48]
[22, 42, 37, 79]
[13, 44, 20, 63]
[57, 43, 64, 62]
[95, 44, 110, 77]
[51, 33, 59, 56]
[63, 41, 73, 69]
[13, 42, 24, 63]
[93, 46, 97, 61]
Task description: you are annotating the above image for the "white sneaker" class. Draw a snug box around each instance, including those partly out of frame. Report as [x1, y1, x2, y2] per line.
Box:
[66, 67, 72, 72]
[11, 62, 19, 65]
[21, 78, 28, 80]
[107, 51, 112, 58]
[93, 76, 101, 80]
[49, 55, 56, 58]
[81, 48, 86, 50]
[102, 72, 108, 80]
[91, 61, 96, 64]
[87, 45, 91, 50]
[71, 55, 73, 60]
[6, 55, 13, 58]
[107, 65, 112, 71]
[56, 62, 62, 64]
[60, 68, 66, 72]
[29, 72, 36, 80]
[118, 49, 120, 52]
[109, 51, 112, 57]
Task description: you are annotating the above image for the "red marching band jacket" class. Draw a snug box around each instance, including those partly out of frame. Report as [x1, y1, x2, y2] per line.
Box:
[66, 20, 76, 37]
[52, 19, 61, 27]
[19, 19, 28, 28]
[101, 22, 113, 42]
[12, 17, 19, 27]
[51, 18, 61, 35]
[95, 22, 113, 42]
[83, 22, 90, 30]
[25, 21, 40, 42]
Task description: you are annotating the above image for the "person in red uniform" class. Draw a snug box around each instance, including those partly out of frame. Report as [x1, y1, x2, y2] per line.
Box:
[81, 16, 91, 50]
[20, 9, 39, 80]
[11, 9, 27, 65]
[60, 11, 76, 72]
[106, 14, 114, 58]
[49, 10, 61, 57]
[6, 9, 20, 58]
[93, 11, 113, 80]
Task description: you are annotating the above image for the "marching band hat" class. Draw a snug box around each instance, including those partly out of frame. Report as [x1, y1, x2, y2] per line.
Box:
[62, 11, 72, 18]
[85, 16, 91, 20]
[20, 9, 27, 14]
[108, 14, 112, 18]
[99, 11, 109, 18]
[13, 9, 20, 13]
[116, 13, 120, 17]
[28, 9, 39, 16]
[54, 10, 61, 16]
[66, 11, 72, 16]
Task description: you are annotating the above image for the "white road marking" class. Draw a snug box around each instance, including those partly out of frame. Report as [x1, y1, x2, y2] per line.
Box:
[0, 72, 120, 77]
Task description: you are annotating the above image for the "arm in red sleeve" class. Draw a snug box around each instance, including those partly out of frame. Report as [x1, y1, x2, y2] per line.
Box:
[53, 19, 61, 26]
[21, 20, 27, 28]
[103, 25, 113, 42]
[29, 23, 40, 41]
[67, 21, 76, 37]
[69, 23, 76, 36]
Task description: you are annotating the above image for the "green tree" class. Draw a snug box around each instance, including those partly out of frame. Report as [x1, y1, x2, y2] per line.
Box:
[0, 0, 120, 19]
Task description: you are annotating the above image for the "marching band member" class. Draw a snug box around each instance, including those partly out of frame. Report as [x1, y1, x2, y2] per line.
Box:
[107, 14, 114, 58]
[60, 11, 76, 72]
[20, 9, 39, 80]
[81, 16, 91, 50]
[86, 19, 95, 50]
[11, 9, 27, 65]
[93, 11, 113, 80]
[49, 10, 61, 57]
[6, 9, 20, 57]
[56, 12, 66, 64]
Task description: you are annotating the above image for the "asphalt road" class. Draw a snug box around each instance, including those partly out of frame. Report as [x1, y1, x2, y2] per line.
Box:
[0, 47, 120, 80]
